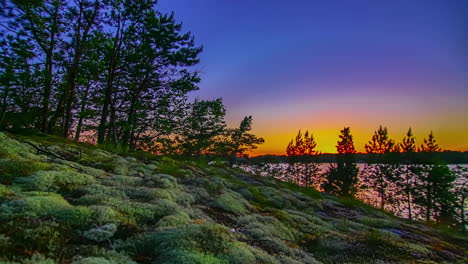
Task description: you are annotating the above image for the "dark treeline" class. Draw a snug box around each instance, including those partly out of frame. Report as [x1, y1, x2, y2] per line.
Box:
[242, 127, 468, 232]
[0, 0, 264, 157]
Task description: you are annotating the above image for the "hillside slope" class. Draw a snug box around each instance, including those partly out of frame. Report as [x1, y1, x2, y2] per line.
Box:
[0, 132, 466, 264]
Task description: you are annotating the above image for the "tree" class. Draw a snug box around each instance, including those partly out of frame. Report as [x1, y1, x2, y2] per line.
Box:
[414, 132, 456, 225]
[286, 130, 320, 187]
[397, 128, 417, 220]
[414, 164, 456, 225]
[179, 98, 226, 156]
[215, 116, 264, 164]
[363, 126, 397, 210]
[322, 127, 359, 197]
[1, 0, 67, 132]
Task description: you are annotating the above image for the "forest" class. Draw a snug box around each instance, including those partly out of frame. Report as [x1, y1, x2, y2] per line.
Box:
[0, 0, 263, 158]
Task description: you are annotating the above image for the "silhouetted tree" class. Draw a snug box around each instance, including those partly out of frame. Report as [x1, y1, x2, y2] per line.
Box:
[397, 127, 417, 220]
[322, 127, 359, 197]
[215, 116, 264, 164]
[414, 132, 456, 225]
[179, 98, 226, 156]
[362, 126, 397, 210]
[286, 130, 320, 187]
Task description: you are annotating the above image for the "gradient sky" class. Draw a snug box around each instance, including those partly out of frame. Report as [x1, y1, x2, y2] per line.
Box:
[157, 0, 468, 155]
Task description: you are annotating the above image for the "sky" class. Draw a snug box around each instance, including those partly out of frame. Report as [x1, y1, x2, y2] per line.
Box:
[157, 0, 468, 155]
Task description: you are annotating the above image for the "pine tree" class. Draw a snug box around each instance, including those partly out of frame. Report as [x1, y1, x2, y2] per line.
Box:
[286, 130, 320, 186]
[322, 127, 359, 197]
[363, 126, 397, 210]
[414, 132, 456, 224]
[398, 127, 417, 220]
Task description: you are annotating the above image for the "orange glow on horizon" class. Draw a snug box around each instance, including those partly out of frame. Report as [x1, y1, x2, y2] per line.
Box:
[227, 95, 468, 157]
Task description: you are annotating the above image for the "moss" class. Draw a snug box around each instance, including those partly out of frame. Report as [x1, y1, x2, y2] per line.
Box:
[22, 254, 56, 264]
[134, 223, 233, 262]
[0, 192, 91, 227]
[0, 184, 15, 199]
[0, 132, 39, 160]
[77, 184, 128, 205]
[157, 211, 192, 228]
[203, 178, 226, 195]
[89, 205, 123, 224]
[72, 250, 136, 264]
[277, 181, 322, 200]
[16, 170, 95, 193]
[82, 223, 118, 242]
[226, 242, 256, 264]
[149, 174, 178, 189]
[0, 158, 50, 185]
[213, 192, 248, 215]
[359, 216, 399, 228]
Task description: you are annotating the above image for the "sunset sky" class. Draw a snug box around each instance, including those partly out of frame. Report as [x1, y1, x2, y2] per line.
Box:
[158, 0, 468, 155]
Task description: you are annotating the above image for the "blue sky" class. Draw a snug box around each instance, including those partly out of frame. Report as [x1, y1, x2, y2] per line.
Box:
[157, 0, 467, 154]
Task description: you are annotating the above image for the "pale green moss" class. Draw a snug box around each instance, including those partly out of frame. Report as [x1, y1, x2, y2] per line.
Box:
[82, 223, 117, 242]
[157, 211, 191, 228]
[72, 250, 136, 264]
[0, 192, 91, 226]
[16, 170, 95, 193]
[213, 192, 248, 215]
[359, 216, 399, 228]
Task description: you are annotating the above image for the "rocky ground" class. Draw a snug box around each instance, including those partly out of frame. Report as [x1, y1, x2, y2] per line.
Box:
[0, 132, 466, 263]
